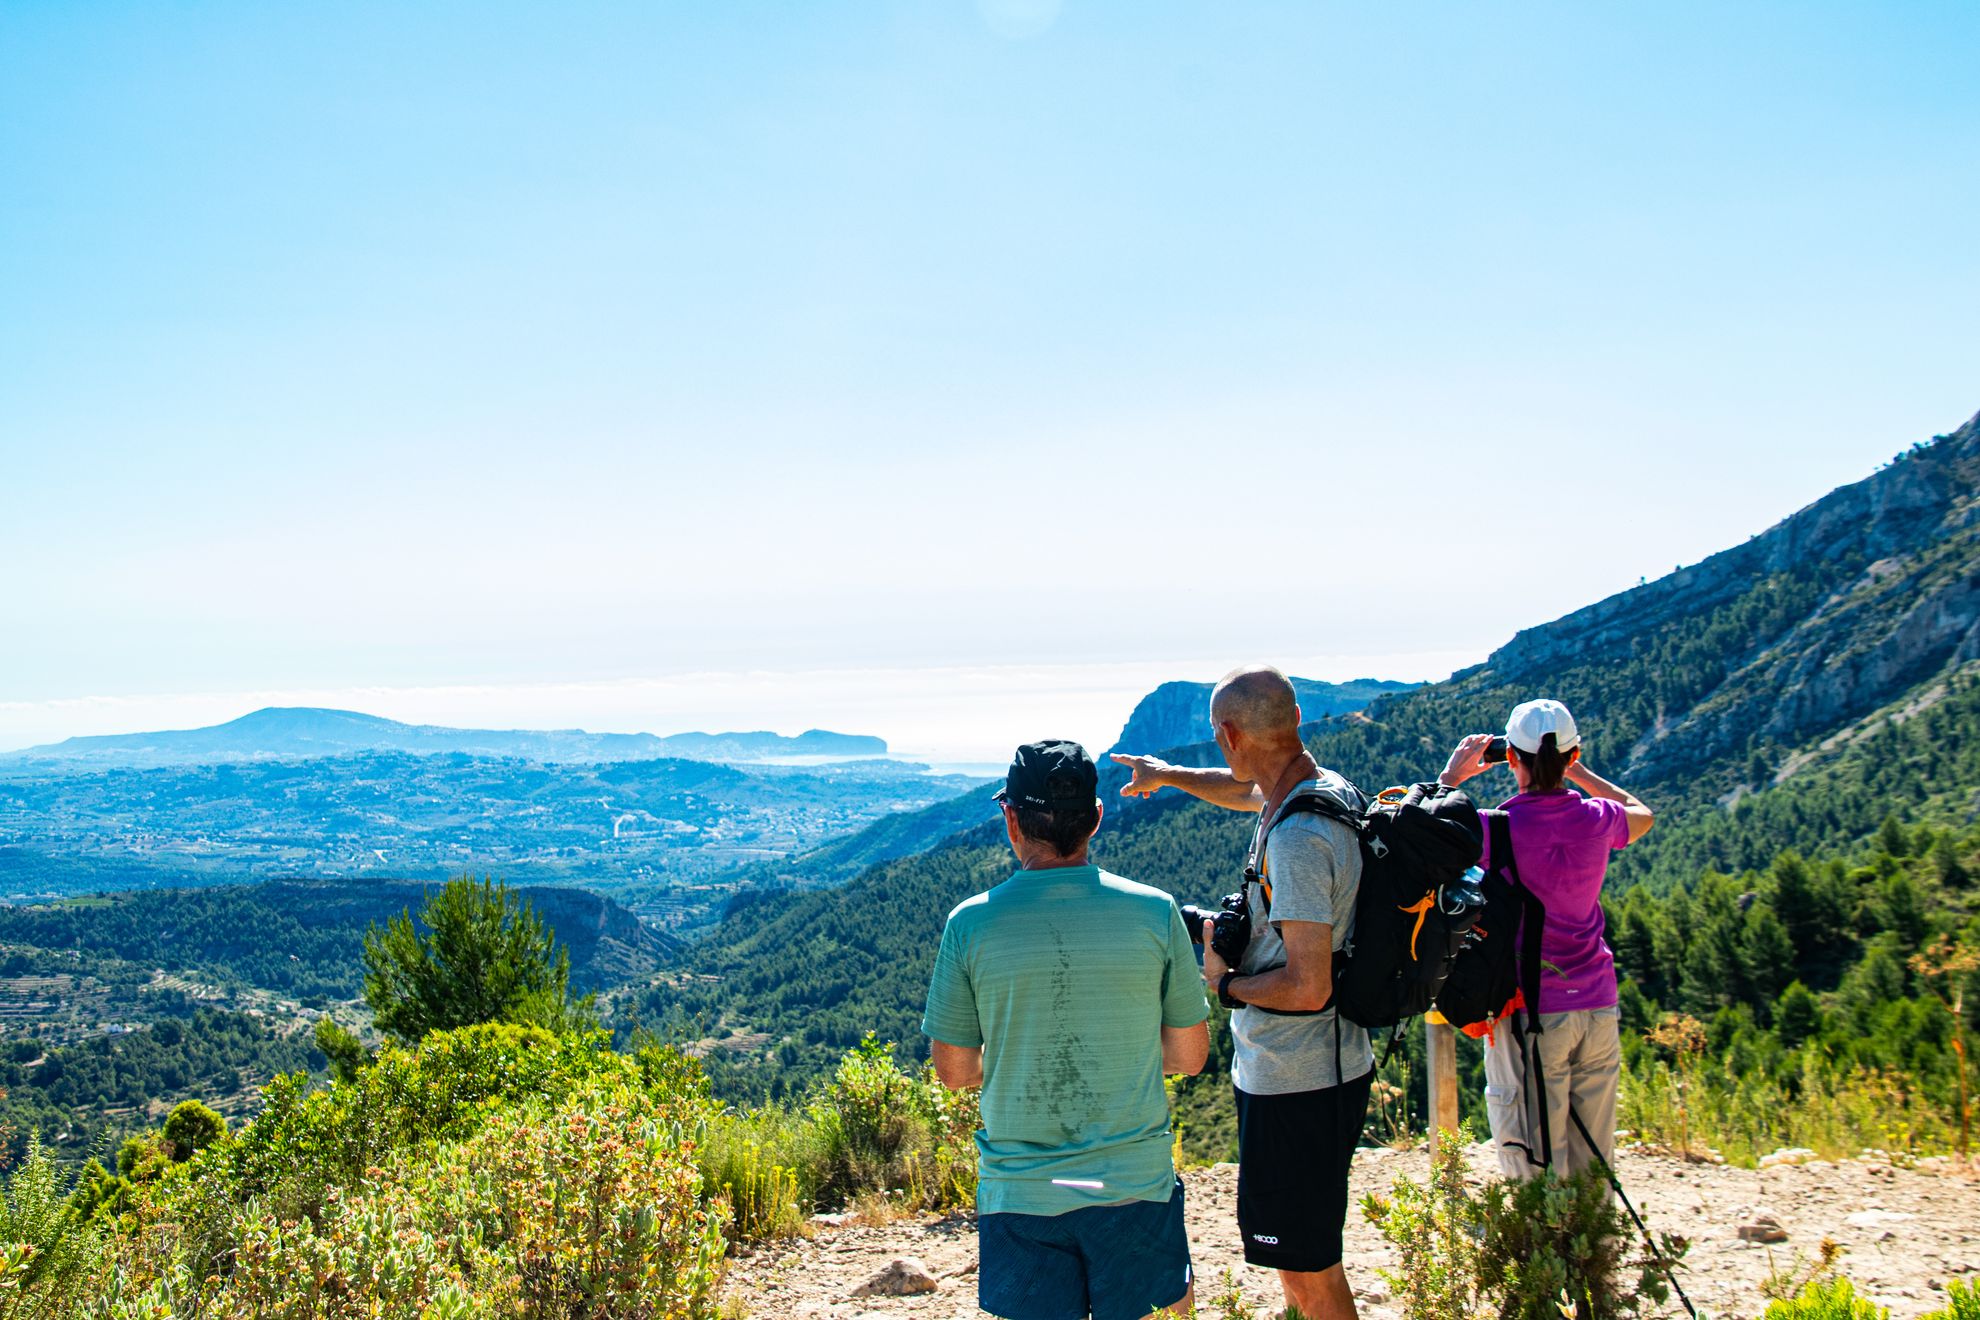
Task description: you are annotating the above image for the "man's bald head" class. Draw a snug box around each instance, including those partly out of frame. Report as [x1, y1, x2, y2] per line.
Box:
[1210, 665, 1302, 743]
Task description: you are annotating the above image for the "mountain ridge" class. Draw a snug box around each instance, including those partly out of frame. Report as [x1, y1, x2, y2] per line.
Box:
[652, 408, 1980, 1098]
[3, 706, 888, 771]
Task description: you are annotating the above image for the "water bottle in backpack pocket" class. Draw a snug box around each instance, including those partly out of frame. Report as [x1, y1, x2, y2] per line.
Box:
[1433, 810, 1547, 1041]
[1326, 782, 1489, 1030]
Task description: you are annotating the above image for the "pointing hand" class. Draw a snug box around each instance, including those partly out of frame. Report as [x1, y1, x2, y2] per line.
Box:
[1110, 752, 1171, 798]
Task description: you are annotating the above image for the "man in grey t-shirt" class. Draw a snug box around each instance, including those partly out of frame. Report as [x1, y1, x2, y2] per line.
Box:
[1113, 665, 1375, 1320]
[1228, 774, 1373, 1094]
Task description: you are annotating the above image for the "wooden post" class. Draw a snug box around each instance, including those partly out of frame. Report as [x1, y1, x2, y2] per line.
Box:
[1426, 1012, 1460, 1136]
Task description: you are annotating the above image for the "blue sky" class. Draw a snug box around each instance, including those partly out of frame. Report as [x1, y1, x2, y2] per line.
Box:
[3, 2, 1976, 758]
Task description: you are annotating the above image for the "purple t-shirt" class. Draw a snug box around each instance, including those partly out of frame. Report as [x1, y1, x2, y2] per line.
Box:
[1478, 789, 1630, 1014]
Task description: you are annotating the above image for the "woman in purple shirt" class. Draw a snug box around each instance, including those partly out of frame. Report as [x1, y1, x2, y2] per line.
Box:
[1438, 699, 1655, 1180]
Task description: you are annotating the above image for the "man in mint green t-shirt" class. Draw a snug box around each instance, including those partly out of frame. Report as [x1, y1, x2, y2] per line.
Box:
[924, 739, 1210, 1320]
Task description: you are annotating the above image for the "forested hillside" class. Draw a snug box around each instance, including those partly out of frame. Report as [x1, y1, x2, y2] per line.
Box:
[0, 1008, 322, 1163]
[649, 414, 1980, 1150]
[0, 878, 667, 1004]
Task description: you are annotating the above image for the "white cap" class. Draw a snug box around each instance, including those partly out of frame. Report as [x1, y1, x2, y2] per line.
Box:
[1506, 699, 1580, 755]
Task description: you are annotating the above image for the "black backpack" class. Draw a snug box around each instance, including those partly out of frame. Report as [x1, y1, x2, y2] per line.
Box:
[1433, 811, 1547, 1039]
[1265, 780, 1488, 1038]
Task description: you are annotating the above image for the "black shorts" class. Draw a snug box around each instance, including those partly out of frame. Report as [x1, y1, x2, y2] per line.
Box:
[1233, 1068, 1374, 1273]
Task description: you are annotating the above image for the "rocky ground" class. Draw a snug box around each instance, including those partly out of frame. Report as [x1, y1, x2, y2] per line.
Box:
[723, 1145, 1980, 1320]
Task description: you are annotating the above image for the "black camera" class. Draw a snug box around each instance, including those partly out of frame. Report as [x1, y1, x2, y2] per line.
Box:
[1482, 735, 1509, 765]
[1180, 892, 1252, 964]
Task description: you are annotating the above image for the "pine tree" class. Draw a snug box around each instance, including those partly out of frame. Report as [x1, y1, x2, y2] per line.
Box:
[361, 876, 593, 1043]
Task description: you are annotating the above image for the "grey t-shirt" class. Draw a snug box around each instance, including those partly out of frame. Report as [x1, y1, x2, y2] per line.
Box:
[1229, 776, 1374, 1095]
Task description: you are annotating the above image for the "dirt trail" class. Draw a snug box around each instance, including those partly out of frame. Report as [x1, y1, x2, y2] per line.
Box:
[725, 1145, 1980, 1320]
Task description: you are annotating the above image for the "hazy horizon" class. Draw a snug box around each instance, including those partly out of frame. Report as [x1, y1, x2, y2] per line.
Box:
[0, 647, 1478, 764]
[5, 3, 1975, 766]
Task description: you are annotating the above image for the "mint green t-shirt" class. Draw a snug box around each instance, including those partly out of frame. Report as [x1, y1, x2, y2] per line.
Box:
[921, 865, 1210, 1217]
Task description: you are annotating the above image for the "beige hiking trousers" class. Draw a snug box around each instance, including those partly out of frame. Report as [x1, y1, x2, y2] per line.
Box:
[1482, 1005, 1621, 1181]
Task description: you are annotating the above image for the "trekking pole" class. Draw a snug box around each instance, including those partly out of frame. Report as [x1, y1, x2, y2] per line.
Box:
[1568, 1106, 1697, 1320]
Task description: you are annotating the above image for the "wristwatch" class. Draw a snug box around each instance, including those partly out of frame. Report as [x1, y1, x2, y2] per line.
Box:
[1217, 970, 1245, 1010]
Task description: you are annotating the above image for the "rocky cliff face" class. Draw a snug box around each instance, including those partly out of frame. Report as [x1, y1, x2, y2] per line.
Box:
[1106, 677, 1417, 756]
[1477, 411, 1980, 784]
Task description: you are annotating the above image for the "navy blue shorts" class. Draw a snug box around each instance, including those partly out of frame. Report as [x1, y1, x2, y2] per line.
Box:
[977, 1179, 1192, 1320]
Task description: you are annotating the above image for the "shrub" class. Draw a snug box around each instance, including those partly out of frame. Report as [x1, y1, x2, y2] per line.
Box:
[1929, 1279, 1980, 1320]
[160, 1099, 226, 1160]
[1763, 1279, 1889, 1320]
[1365, 1136, 1686, 1320]
[423, 1081, 729, 1318]
[0, 1134, 103, 1320]
[805, 1035, 978, 1215]
[1477, 1162, 1684, 1320]
[222, 1183, 472, 1317]
[913, 1059, 979, 1214]
[215, 1022, 625, 1222]
[810, 1034, 924, 1205]
[103, 1079, 728, 1319]
[1932, 1282, 1980, 1320]
[701, 1108, 817, 1243]
[63, 1032, 965, 1316]
[1361, 1131, 1483, 1320]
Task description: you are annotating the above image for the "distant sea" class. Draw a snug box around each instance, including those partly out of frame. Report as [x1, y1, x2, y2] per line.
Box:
[749, 752, 1002, 779]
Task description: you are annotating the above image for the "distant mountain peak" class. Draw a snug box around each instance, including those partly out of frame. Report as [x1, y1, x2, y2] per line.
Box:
[5, 709, 887, 772]
[1105, 676, 1420, 757]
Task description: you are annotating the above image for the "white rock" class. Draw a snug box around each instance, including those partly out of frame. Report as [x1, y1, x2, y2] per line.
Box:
[1845, 1210, 1916, 1230]
[1758, 1147, 1819, 1169]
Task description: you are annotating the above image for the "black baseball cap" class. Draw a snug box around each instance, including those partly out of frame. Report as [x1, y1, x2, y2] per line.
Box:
[992, 740, 1098, 811]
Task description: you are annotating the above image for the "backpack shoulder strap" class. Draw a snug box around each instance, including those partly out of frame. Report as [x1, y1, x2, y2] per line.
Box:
[1489, 807, 1550, 1036]
[1484, 809, 1517, 882]
[1246, 772, 1367, 881]
[1485, 805, 1556, 1166]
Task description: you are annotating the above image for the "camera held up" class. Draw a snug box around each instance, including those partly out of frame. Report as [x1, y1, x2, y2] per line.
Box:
[1180, 892, 1252, 964]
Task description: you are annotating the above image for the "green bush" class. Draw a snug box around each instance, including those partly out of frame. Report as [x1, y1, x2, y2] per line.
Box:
[215, 1022, 626, 1223]
[1929, 1279, 1980, 1320]
[1763, 1279, 1890, 1320]
[805, 1035, 978, 1214]
[701, 1111, 810, 1243]
[1361, 1132, 1483, 1320]
[913, 1058, 980, 1214]
[57, 1031, 973, 1315]
[1365, 1136, 1686, 1320]
[99, 1079, 727, 1319]
[0, 1134, 103, 1319]
[811, 1034, 923, 1204]
[1478, 1162, 1683, 1320]
[161, 1099, 227, 1161]
[1932, 1282, 1980, 1320]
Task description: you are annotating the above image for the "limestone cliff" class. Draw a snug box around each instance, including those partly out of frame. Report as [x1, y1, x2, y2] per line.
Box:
[1476, 411, 1980, 784]
[1106, 677, 1417, 756]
